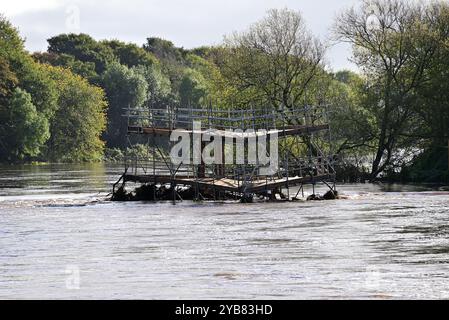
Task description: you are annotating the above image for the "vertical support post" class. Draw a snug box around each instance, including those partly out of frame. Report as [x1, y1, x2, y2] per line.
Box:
[172, 181, 176, 205]
[220, 136, 225, 177]
[283, 107, 289, 200]
[241, 109, 246, 191]
[198, 141, 206, 178]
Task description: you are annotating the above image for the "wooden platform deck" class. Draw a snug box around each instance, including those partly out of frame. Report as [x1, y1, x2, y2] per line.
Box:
[123, 173, 334, 194]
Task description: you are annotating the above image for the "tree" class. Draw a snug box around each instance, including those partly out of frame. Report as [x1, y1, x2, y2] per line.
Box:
[414, 2, 449, 147]
[44, 65, 107, 162]
[16, 59, 59, 119]
[101, 62, 148, 148]
[102, 40, 158, 69]
[219, 8, 325, 112]
[324, 71, 379, 179]
[0, 56, 17, 98]
[1, 15, 58, 120]
[179, 68, 207, 107]
[144, 37, 186, 64]
[134, 64, 174, 108]
[0, 14, 57, 161]
[47, 33, 116, 74]
[144, 37, 188, 90]
[0, 14, 24, 58]
[33, 52, 98, 81]
[399, 2, 449, 182]
[331, 71, 376, 156]
[184, 53, 232, 106]
[0, 88, 49, 161]
[0, 14, 19, 99]
[334, 0, 442, 179]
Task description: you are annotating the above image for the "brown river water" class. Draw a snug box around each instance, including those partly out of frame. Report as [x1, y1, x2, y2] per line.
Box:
[0, 164, 448, 299]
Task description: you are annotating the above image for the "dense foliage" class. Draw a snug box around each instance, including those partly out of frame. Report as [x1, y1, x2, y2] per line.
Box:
[0, 3, 448, 182]
[335, 0, 449, 182]
[45, 65, 107, 162]
[0, 15, 106, 162]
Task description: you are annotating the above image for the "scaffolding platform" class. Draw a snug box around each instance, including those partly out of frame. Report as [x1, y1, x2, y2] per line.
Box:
[112, 104, 338, 202]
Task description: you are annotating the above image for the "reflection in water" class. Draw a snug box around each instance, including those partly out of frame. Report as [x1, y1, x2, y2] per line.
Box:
[0, 164, 448, 299]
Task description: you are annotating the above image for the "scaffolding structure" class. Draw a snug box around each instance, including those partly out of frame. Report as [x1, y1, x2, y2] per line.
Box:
[112, 104, 337, 202]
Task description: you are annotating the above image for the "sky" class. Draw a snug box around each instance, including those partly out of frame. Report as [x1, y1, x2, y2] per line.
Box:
[1, 0, 361, 71]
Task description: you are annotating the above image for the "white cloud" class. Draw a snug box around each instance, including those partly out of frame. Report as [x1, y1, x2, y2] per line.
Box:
[1, 0, 61, 16]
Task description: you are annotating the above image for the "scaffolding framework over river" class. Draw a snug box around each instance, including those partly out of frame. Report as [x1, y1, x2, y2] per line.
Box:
[112, 103, 337, 202]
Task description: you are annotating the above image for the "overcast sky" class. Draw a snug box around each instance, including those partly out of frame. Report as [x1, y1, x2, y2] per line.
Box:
[2, 0, 361, 71]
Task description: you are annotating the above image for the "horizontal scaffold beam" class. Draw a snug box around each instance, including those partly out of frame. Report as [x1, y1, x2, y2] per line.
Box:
[127, 124, 330, 138]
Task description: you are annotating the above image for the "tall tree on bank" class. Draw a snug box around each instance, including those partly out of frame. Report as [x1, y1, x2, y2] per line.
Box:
[101, 62, 148, 148]
[0, 56, 17, 98]
[219, 8, 325, 111]
[414, 2, 449, 147]
[102, 40, 158, 69]
[0, 88, 50, 161]
[45, 65, 107, 162]
[334, 0, 443, 179]
[47, 33, 116, 75]
[0, 15, 57, 161]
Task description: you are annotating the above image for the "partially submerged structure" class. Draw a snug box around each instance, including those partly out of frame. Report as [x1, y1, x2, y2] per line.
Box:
[112, 104, 337, 202]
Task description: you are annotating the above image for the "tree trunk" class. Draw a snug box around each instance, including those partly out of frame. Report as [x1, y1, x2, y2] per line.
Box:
[370, 77, 393, 181]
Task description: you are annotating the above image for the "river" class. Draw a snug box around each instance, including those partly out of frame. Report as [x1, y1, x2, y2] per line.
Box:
[0, 164, 448, 299]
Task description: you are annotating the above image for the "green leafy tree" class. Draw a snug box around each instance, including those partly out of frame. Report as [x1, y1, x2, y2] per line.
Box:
[0, 14, 24, 58]
[414, 3, 449, 147]
[0, 14, 58, 161]
[134, 64, 175, 108]
[0, 88, 50, 161]
[334, 0, 444, 179]
[220, 8, 325, 112]
[1, 15, 58, 120]
[330, 71, 376, 156]
[16, 60, 59, 119]
[44, 65, 107, 162]
[33, 52, 98, 81]
[184, 53, 232, 106]
[144, 37, 186, 64]
[144, 37, 187, 89]
[101, 62, 148, 148]
[47, 33, 116, 74]
[0, 56, 17, 98]
[179, 68, 207, 107]
[102, 40, 158, 68]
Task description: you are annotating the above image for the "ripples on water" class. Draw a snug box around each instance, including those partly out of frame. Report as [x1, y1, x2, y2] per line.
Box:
[0, 164, 448, 299]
